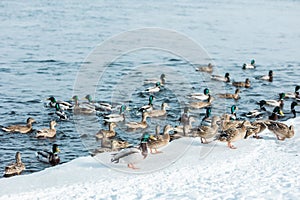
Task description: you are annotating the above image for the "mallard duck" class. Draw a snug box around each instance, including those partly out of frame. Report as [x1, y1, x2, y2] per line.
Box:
[36, 121, 57, 138]
[189, 94, 214, 109]
[269, 106, 284, 121]
[95, 122, 117, 139]
[195, 63, 213, 73]
[290, 101, 298, 118]
[111, 133, 152, 169]
[218, 120, 248, 149]
[218, 89, 240, 100]
[2, 117, 35, 134]
[188, 88, 210, 100]
[54, 103, 68, 120]
[36, 144, 60, 166]
[244, 121, 267, 139]
[125, 112, 149, 130]
[147, 102, 169, 117]
[145, 82, 161, 93]
[256, 70, 273, 82]
[229, 105, 238, 120]
[245, 100, 267, 118]
[104, 105, 128, 123]
[138, 95, 154, 112]
[232, 78, 251, 88]
[285, 86, 300, 99]
[144, 74, 166, 85]
[147, 125, 173, 154]
[46, 96, 73, 110]
[174, 116, 195, 136]
[72, 95, 96, 114]
[242, 59, 256, 69]
[211, 72, 230, 82]
[191, 116, 220, 144]
[264, 121, 294, 140]
[3, 152, 25, 177]
[178, 107, 189, 125]
[263, 93, 285, 107]
[83, 94, 112, 112]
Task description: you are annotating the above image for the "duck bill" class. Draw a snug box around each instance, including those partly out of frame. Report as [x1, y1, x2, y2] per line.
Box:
[149, 135, 157, 140]
[279, 110, 284, 116]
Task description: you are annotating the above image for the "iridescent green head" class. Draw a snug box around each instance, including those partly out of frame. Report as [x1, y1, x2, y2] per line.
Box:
[204, 88, 210, 95]
[279, 93, 285, 100]
[231, 105, 237, 114]
[85, 94, 93, 102]
[149, 95, 154, 105]
[155, 82, 161, 87]
[48, 96, 56, 103]
[251, 59, 255, 65]
[206, 107, 212, 116]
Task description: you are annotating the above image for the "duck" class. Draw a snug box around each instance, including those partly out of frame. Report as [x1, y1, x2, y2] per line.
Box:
[174, 116, 196, 136]
[145, 82, 161, 93]
[211, 72, 230, 82]
[263, 93, 285, 108]
[232, 78, 251, 88]
[264, 121, 294, 141]
[125, 112, 149, 130]
[191, 116, 220, 144]
[147, 102, 169, 117]
[72, 95, 96, 114]
[242, 59, 256, 69]
[268, 106, 284, 121]
[200, 107, 212, 126]
[220, 114, 249, 131]
[188, 88, 210, 101]
[280, 101, 299, 120]
[144, 74, 166, 85]
[2, 117, 35, 134]
[111, 133, 152, 169]
[36, 121, 57, 138]
[217, 89, 240, 100]
[3, 152, 25, 177]
[244, 121, 267, 139]
[256, 70, 273, 82]
[83, 94, 112, 112]
[284, 85, 300, 99]
[245, 100, 267, 118]
[138, 95, 154, 112]
[46, 96, 73, 110]
[189, 94, 214, 109]
[229, 105, 239, 120]
[104, 105, 128, 123]
[54, 103, 68, 120]
[195, 63, 213, 73]
[99, 134, 130, 151]
[147, 125, 173, 154]
[95, 122, 117, 139]
[218, 120, 248, 149]
[36, 144, 60, 166]
[178, 107, 189, 125]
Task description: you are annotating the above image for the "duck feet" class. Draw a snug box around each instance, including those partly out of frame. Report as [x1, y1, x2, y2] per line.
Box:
[227, 142, 237, 149]
[128, 163, 139, 170]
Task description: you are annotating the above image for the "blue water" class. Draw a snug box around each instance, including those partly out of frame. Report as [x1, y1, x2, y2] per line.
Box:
[0, 0, 299, 177]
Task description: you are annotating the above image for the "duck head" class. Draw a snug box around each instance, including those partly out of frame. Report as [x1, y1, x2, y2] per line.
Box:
[295, 85, 300, 92]
[47, 96, 56, 103]
[279, 93, 285, 100]
[251, 59, 255, 65]
[84, 94, 93, 102]
[27, 117, 35, 124]
[52, 144, 60, 154]
[204, 88, 210, 95]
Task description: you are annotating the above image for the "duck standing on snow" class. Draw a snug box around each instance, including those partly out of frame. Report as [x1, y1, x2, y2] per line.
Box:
[147, 102, 169, 117]
[256, 70, 273, 82]
[2, 117, 35, 134]
[3, 152, 25, 177]
[36, 144, 60, 166]
[264, 121, 294, 141]
[218, 120, 249, 149]
[36, 121, 57, 138]
[147, 125, 173, 154]
[195, 63, 213, 73]
[244, 121, 267, 139]
[188, 88, 210, 101]
[111, 133, 153, 169]
[242, 59, 256, 69]
[191, 116, 220, 144]
[104, 105, 128, 123]
[232, 78, 251, 88]
[217, 89, 240, 100]
[211, 72, 230, 82]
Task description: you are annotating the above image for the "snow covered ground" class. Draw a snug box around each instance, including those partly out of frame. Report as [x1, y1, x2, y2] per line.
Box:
[0, 118, 299, 200]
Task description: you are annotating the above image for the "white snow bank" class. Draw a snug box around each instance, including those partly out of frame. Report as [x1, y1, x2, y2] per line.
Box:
[0, 118, 299, 200]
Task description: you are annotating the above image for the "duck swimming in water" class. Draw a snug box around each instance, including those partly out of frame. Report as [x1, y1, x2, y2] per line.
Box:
[36, 121, 57, 138]
[188, 88, 210, 101]
[2, 117, 35, 134]
[217, 89, 241, 100]
[3, 152, 25, 177]
[232, 78, 251, 88]
[46, 96, 73, 110]
[256, 70, 273, 82]
[104, 105, 128, 123]
[138, 95, 154, 112]
[242, 59, 256, 69]
[36, 144, 60, 166]
[145, 82, 161, 93]
[144, 74, 166, 85]
[147, 102, 169, 117]
[125, 112, 150, 130]
[211, 73, 230, 82]
[195, 63, 213, 73]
